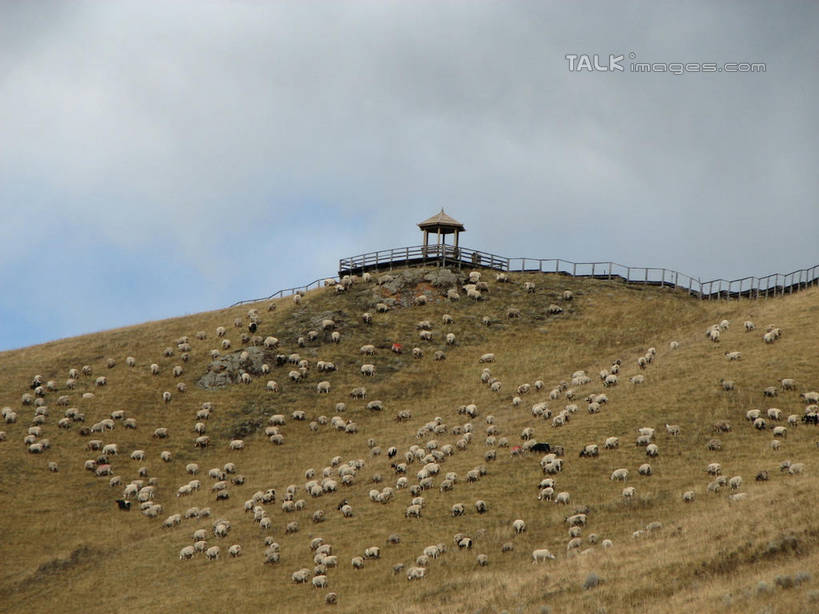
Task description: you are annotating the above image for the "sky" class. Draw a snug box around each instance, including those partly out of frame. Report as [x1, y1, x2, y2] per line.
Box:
[1, 1, 817, 351]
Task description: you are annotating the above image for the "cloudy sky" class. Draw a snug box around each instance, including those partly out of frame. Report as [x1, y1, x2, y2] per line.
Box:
[1, 1, 817, 351]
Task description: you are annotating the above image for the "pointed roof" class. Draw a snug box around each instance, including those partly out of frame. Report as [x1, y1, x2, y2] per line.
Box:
[417, 209, 465, 232]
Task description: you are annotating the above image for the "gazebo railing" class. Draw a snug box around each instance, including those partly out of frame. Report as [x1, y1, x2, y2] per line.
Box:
[227, 247, 818, 307]
[337, 245, 819, 301]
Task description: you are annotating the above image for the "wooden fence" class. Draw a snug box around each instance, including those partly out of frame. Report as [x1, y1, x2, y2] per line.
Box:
[230, 244, 818, 307]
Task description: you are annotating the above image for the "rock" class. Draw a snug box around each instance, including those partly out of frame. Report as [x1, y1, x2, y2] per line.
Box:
[197, 347, 271, 389]
[424, 268, 463, 289]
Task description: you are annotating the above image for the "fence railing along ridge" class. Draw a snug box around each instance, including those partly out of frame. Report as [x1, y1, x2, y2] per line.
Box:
[230, 244, 818, 306]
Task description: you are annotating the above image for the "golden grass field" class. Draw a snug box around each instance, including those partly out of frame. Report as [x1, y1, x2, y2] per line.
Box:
[1, 267, 817, 614]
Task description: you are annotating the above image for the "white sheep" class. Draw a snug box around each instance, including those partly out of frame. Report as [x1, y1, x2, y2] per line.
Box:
[532, 548, 556, 563]
[179, 546, 195, 560]
[610, 468, 629, 481]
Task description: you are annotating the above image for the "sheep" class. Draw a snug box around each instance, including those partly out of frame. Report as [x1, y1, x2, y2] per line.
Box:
[579, 444, 598, 457]
[638, 463, 653, 476]
[555, 492, 570, 505]
[679, 490, 696, 503]
[729, 476, 743, 490]
[532, 549, 556, 563]
[179, 545, 196, 560]
[406, 566, 426, 580]
[512, 519, 526, 534]
[610, 468, 629, 481]
[229, 439, 245, 451]
[363, 546, 380, 559]
[787, 462, 805, 475]
[205, 546, 220, 560]
[767, 407, 783, 421]
[801, 391, 819, 404]
[479, 353, 495, 364]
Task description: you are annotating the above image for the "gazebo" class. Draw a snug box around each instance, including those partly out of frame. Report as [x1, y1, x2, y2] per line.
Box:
[418, 209, 465, 256]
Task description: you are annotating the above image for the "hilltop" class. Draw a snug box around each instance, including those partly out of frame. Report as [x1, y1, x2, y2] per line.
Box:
[1, 267, 818, 614]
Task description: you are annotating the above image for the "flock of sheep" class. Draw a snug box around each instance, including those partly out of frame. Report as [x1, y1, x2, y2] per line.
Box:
[2, 266, 817, 610]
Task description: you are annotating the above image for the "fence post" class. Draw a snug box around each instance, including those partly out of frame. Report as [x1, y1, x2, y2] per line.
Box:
[573, 263, 576, 276]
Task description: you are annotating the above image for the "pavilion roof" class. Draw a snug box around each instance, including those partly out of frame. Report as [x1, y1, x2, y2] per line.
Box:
[417, 209, 465, 232]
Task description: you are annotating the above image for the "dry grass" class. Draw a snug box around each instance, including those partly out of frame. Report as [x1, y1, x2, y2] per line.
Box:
[1, 268, 818, 614]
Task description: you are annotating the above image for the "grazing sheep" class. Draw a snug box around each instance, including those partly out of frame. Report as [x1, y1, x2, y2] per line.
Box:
[787, 462, 805, 475]
[512, 519, 526, 534]
[406, 566, 426, 580]
[205, 546, 220, 560]
[800, 391, 819, 404]
[179, 546, 195, 560]
[610, 468, 629, 481]
[555, 492, 570, 505]
[706, 463, 722, 476]
[532, 548, 556, 563]
[682, 490, 695, 503]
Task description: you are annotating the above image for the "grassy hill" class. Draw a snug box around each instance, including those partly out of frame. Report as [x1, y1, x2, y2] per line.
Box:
[1, 267, 818, 614]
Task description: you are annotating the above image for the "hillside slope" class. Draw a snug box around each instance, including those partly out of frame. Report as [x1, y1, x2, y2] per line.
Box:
[1, 267, 818, 614]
